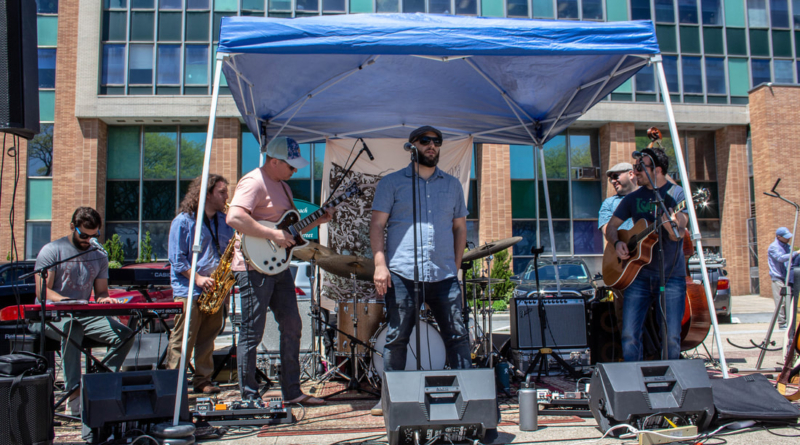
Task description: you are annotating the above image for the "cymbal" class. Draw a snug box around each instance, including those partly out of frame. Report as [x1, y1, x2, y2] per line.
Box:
[292, 241, 335, 262]
[464, 277, 505, 284]
[317, 255, 375, 281]
[463, 237, 523, 262]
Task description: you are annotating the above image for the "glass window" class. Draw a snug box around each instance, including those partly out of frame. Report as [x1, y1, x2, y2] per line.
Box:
[143, 182, 176, 219]
[726, 28, 748, 55]
[795, 0, 800, 28]
[706, 57, 726, 94]
[532, 0, 554, 17]
[131, 11, 155, 41]
[142, 222, 171, 260]
[184, 45, 209, 85]
[511, 181, 537, 218]
[270, 0, 293, 9]
[157, 44, 181, 84]
[636, 64, 656, 92]
[771, 0, 790, 27]
[679, 0, 699, 23]
[538, 181, 569, 218]
[569, 134, 599, 170]
[751, 59, 771, 86]
[510, 145, 535, 179]
[241, 128, 260, 174]
[186, 12, 210, 41]
[456, 0, 477, 14]
[322, 0, 346, 11]
[158, 12, 182, 41]
[180, 127, 206, 178]
[606, 0, 629, 21]
[404, 0, 425, 12]
[631, 0, 651, 20]
[376, 0, 399, 11]
[467, 180, 478, 219]
[102, 44, 126, 85]
[774, 59, 794, 82]
[538, 220, 571, 254]
[25, 222, 51, 260]
[187, 0, 210, 8]
[39, 91, 54, 122]
[466, 221, 479, 249]
[728, 58, 750, 95]
[663, 55, 680, 93]
[37, 16, 58, 46]
[160, 0, 182, 8]
[143, 126, 177, 179]
[506, 0, 528, 17]
[132, 0, 155, 7]
[106, 182, 141, 221]
[129, 44, 154, 85]
[703, 27, 724, 53]
[106, 0, 127, 7]
[428, 0, 450, 12]
[215, 0, 238, 10]
[38, 49, 56, 89]
[747, 0, 768, 27]
[750, 29, 770, 56]
[655, 0, 675, 22]
[28, 124, 54, 177]
[680, 26, 701, 53]
[296, 0, 320, 11]
[682, 56, 703, 94]
[558, 0, 579, 18]
[773, 30, 793, 56]
[702, 0, 722, 24]
[726, 0, 747, 26]
[543, 136, 567, 179]
[657, 25, 678, 52]
[103, 11, 128, 41]
[583, 0, 603, 19]
[573, 220, 603, 254]
[36, 0, 59, 14]
[108, 127, 141, 179]
[572, 182, 601, 218]
[105, 223, 139, 260]
[27, 179, 53, 220]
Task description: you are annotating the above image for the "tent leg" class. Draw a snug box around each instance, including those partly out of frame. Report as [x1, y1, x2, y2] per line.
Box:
[653, 56, 730, 378]
[536, 144, 561, 295]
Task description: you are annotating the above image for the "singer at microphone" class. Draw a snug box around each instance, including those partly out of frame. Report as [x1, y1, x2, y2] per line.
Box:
[90, 237, 108, 256]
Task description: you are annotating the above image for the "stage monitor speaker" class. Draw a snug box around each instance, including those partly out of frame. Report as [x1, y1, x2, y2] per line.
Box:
[121, 333, 168, 371]
[82, 369, 189, 429]
[259, 298, 312, 353]
[0, 373, 53, 445]
[588, 301, 622, 364]
[382, 369, 498, 445]
[588, 359, 714, 435]
[0, 0, 39, 140]
[510, 296, 587, 349]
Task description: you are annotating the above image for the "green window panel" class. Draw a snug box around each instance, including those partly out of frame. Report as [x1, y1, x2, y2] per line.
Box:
[511, 181, 537, 219]
[215, 0, 238, 10]
[180, 126, 206, 179]
[242, 0, 265, 10]
[108, 127, 141, 180]
[467, 181, 479, 219]
[349, 0, 373, 12]
[532, 0, 554, 18]
[105, 0, 128, 8]
[606, 0, 629, 20]
[656, 25, 677, 53]
[142, 181, 176, 219]
[130, 11, 155, 41]
[773, 30, 792, 57]
[543, 136, 567, 179]
[102, 12, 127, 41]
[131, 0, 154, 6]
[38, 91, 54, 122]
[26, 179, 52, 220]
[728, 58, 750, 96]
[724, 0, 746, 26]
[158, 12, 182, 41]
[726, 28, 748, 55]
[749, 29, 770, 56]
[680, 26, 701, 53]
[241, 128, 260, 174]
[571, 181, 601, 219]
[106, 182, 141, 221]
[538, 181, 569, 219]
[186, 12, 210, 41]
[143, 126, 177, 179]
[703, 27, 724, 54]
[481, 0, 504, 17]
[614, 78, 632, 93]
[268, 0, 292, 10]
[37, 16, 58, 46]
[796, 31, 800, 57]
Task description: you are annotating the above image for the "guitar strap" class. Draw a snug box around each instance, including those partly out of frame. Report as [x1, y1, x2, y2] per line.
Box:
[280, 181, 298, 212]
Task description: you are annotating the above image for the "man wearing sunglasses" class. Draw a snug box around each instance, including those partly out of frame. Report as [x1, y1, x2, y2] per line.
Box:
[33, 207, 133, 415]
[604, 148, 688, 362]
[598, 162, 638, 237]
[369, 126, 471, 416]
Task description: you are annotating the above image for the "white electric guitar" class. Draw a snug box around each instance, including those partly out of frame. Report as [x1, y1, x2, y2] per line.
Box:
[240, 180, 362, 275]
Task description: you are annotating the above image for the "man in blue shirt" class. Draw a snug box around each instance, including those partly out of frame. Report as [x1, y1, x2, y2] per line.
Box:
[605, 148, 688, 362]
[167, 174, 235, 394]
[768, 227, 799, 329]
[599, 162, 638, 237]
[369, 126, 471, 416]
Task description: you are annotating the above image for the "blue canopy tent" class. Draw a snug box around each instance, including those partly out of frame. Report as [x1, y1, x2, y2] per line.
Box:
[174, 13, 729, 422]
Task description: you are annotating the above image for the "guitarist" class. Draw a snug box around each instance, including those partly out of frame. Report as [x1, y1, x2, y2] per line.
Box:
[227, 136, 332, 406]
[605, 147, 689, 362]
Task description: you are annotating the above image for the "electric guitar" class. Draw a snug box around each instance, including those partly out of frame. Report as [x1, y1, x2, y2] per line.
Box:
[240, 180, 362, 275]
[601, 188, 708, 291]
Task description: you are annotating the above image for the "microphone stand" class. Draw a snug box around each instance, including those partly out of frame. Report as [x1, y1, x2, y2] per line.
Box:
[410, 147, 422, 371]
[638, 154, 681, 360]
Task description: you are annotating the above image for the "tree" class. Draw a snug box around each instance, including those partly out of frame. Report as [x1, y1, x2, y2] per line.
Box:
[137, 231, 154, 263]
[28, 124, 53, 177]
[464, 248, 516, 311]
[103, 234, 125, 267]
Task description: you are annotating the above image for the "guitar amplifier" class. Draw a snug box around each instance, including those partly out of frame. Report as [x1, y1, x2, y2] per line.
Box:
[510, 296, 588, 350]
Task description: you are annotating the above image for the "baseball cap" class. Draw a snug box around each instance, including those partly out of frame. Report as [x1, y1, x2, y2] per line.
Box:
[607, 162, 634, 176]
[408, 125, 443, 143]
[777, 227, 793, 239]
[264, 137, 309, 170]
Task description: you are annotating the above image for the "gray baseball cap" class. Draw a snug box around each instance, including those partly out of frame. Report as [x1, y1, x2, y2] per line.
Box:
[264, 136, 309, 170]
[607, 162, 634, 176]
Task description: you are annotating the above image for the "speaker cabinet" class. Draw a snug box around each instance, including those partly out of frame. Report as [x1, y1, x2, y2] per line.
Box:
[510, 296, 588, 349]
[259, 298, 312, 353]
[0, 0, 39, 139]
[588, 301, 622, 364]
[0, 373, 53, 445]
[588, 359, 714, 435]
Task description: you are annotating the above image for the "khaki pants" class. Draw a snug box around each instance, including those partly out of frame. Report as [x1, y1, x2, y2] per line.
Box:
[166, 296, 225, 389]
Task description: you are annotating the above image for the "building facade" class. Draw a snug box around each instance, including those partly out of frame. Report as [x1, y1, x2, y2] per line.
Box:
[11, 0, 800, 298]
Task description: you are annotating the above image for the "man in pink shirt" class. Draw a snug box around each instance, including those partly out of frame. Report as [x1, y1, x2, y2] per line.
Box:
[227, 136, 332, 405]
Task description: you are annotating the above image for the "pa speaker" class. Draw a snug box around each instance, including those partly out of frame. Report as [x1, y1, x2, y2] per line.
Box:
[588, 359, 714, 435]
[588, 301, 622, 364]
[382, 369, 498, 445]
[260, 298, 312, 353]
[0, 0, 39, 140]
[0, 373, 53, 445]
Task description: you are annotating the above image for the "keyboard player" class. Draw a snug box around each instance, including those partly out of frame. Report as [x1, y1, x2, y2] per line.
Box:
[31, 207, 133, 416]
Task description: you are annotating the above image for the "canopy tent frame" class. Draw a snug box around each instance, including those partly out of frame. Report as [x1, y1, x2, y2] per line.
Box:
[173, 17, 730, 425]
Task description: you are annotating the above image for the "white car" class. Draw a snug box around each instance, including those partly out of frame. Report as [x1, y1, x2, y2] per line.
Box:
[230, 261, 312, 325]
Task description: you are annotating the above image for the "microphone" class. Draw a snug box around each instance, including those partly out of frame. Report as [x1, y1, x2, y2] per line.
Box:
[403, 142, 416, 152]
[90, 238, 108, 256]
[360, 139, 374, 161]
[631, 151, 644, 159]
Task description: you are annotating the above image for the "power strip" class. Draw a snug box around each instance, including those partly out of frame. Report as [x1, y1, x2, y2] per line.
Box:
[638, 425, 697, 445]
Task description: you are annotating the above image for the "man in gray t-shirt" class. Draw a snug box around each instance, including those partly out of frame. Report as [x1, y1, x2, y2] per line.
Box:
[33, 207, 133, 416]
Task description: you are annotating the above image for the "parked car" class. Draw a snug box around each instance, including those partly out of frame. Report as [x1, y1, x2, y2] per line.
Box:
[230, 260, 313, 326]
[511, 258, 597, 300]
[688, 253, 731, 323]
[108, 262, 175, 331]
[0, 261, 37, 317]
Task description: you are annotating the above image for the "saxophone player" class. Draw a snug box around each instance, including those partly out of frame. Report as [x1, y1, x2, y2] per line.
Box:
[166, 174, 234, 394]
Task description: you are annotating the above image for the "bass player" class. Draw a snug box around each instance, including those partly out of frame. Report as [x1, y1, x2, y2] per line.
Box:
[604, 147, 688, 362]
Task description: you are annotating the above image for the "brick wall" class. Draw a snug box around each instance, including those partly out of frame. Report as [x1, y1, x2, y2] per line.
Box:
[211, 118, 241, 188]
[715, 126, 750, 296]
[599, 122, 636, 199]
[478, 143, 512, 245]
[750, 85, 800, 298]
[0, 137, 28, 261]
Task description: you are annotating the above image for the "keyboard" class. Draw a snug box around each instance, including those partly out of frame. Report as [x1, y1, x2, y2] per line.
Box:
[17, 302, 184, 320]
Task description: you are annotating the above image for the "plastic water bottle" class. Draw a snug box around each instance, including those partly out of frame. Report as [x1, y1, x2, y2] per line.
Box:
[518, 375, 538, 431]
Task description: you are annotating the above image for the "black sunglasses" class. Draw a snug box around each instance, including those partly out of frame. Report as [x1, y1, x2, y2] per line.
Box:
[634, 162, 653, 172]
[416, 136, 443, 147]
[607, 171, 630, 181]
[75, 227, 100, 240]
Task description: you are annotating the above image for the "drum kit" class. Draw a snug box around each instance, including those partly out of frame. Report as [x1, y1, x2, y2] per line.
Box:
[294, 236, 522, 395]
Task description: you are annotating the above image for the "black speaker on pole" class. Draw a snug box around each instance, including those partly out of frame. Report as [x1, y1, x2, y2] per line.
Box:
[588, 359, 715, 436]
[382, 369, 498, 445]
[0, 0, 40, 140]
[0, 373, 54, 445]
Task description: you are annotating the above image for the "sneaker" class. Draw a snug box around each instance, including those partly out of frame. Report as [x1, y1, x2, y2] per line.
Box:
[67, 396, 81, 416]
[779, 324, 788, 330]
[371, 400, 382, 416]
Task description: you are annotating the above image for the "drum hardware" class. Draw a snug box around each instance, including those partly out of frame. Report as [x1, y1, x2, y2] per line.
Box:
[299, 253, 340, 382]
[292, 241, 335, 262]
[316, 255, 375, 282]
[462, 237, 523, 263]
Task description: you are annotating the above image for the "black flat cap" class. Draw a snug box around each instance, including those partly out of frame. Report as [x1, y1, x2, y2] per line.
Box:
[408, 125, 443, 143]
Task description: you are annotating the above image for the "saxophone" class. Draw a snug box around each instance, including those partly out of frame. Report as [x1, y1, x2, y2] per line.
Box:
[197, 205, 237, 315]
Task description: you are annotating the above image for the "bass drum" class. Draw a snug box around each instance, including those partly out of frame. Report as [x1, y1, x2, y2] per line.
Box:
[370, 321, 446, 376]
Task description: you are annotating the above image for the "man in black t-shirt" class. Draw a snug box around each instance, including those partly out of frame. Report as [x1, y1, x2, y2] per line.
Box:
[604, 148, 688, 362]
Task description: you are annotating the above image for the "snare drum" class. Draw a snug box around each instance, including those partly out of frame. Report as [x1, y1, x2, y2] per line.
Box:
[369, 321, 446, 376]
[336, 300, 385, 356]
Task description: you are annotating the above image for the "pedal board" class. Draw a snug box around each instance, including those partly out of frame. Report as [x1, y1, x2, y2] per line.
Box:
[193, 397, 294, 426]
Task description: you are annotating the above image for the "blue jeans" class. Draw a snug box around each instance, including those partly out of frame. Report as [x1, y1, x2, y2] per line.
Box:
[621, 275, 685, 362]
[234, 270, 302, 400]
[383, 273, 471, 372]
